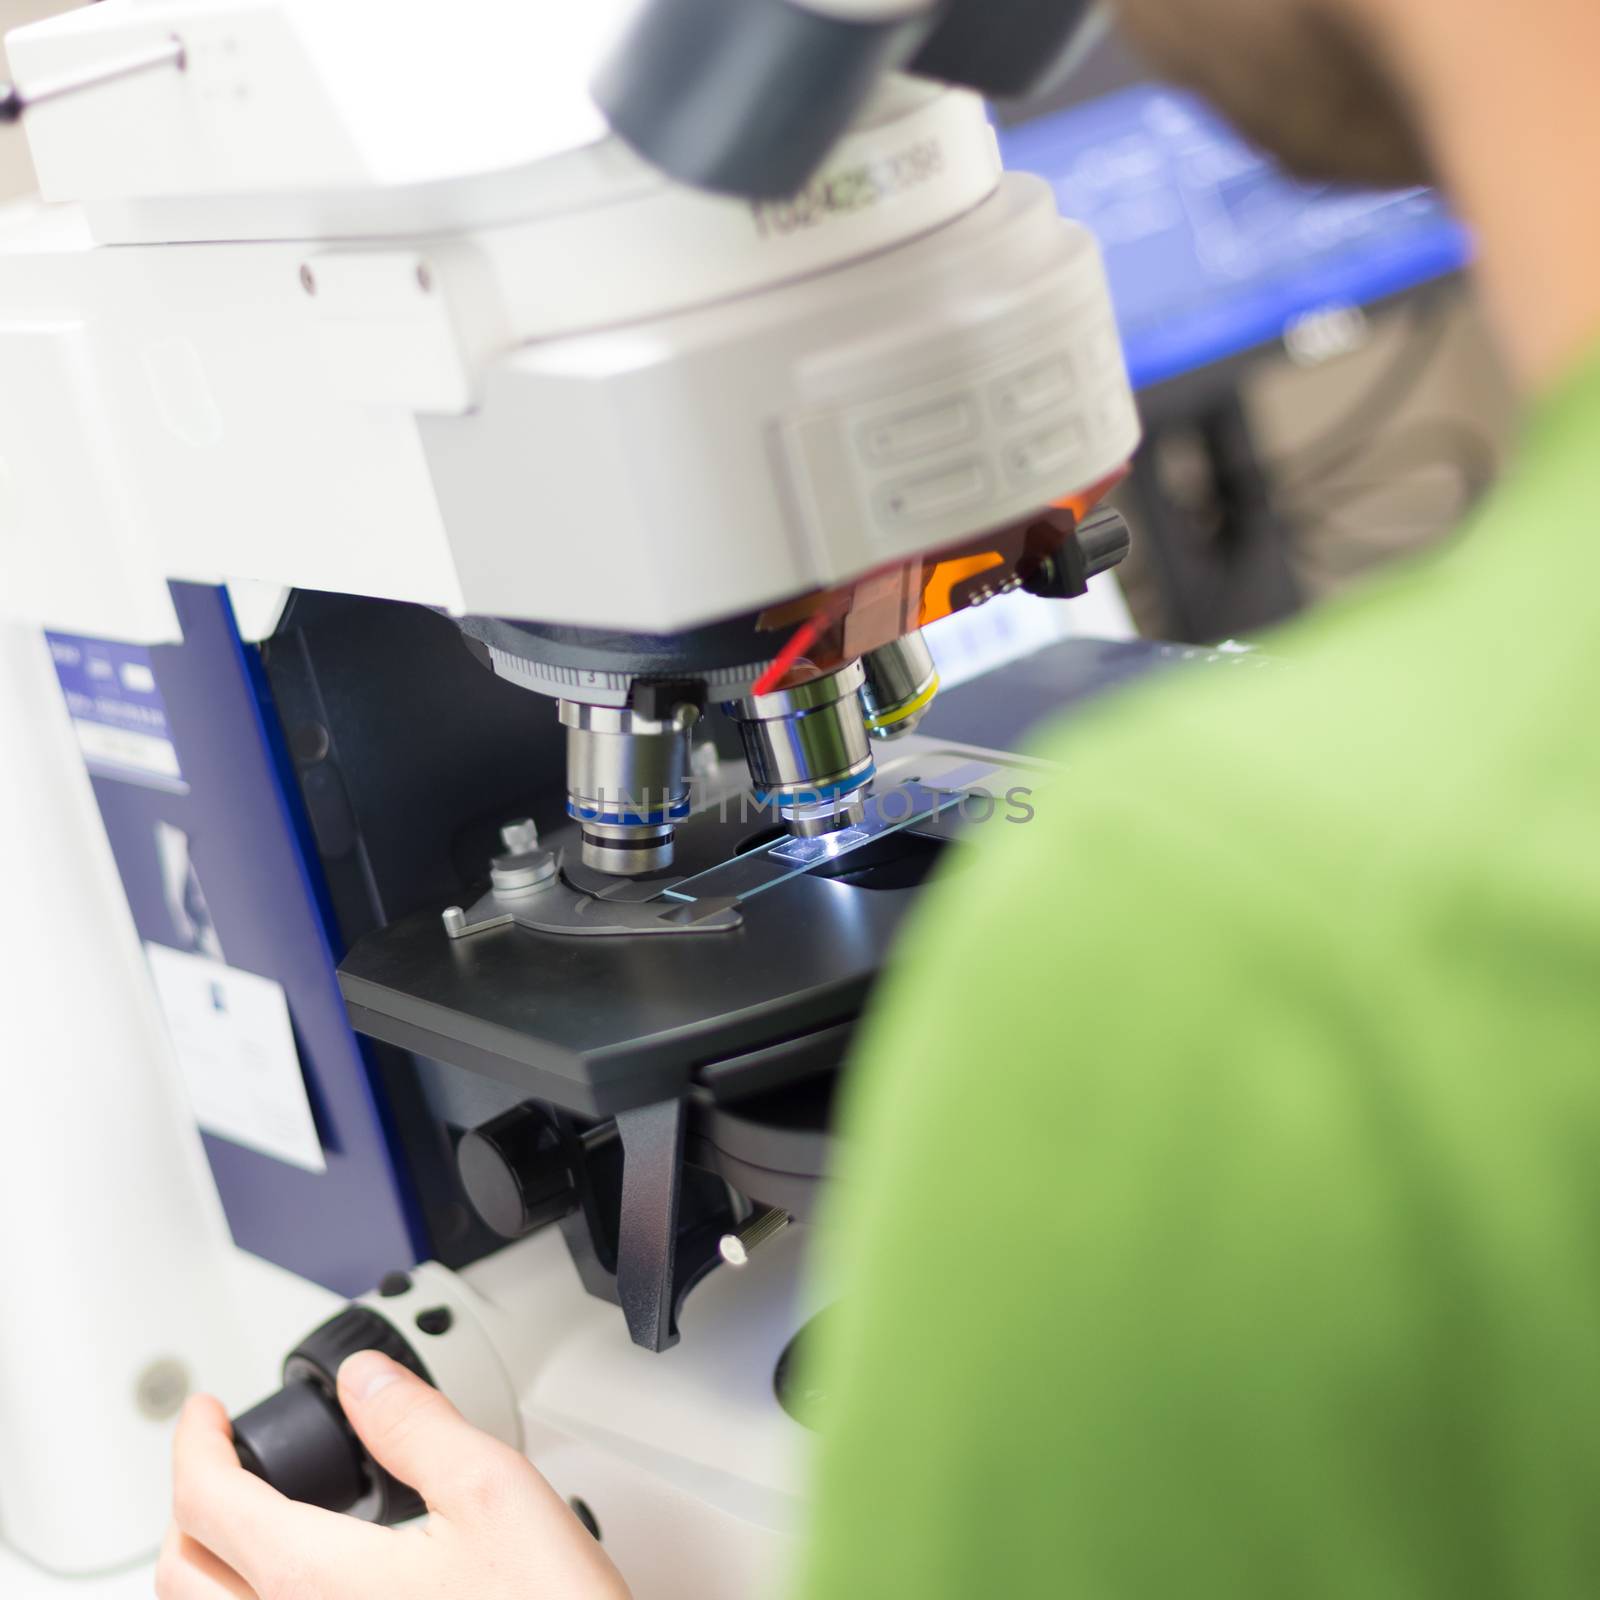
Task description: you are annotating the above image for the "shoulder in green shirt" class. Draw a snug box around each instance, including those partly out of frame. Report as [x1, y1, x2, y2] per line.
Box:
[799, 357, 1600, 1598]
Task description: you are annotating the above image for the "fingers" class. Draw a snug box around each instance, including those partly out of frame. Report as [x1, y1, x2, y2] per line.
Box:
[154, 1523, 255, 1600]
[337, 1352, 561, 1527]
[170, 1394, 343, 1588]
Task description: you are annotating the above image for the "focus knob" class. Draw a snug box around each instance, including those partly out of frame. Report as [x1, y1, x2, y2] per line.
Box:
[231, 1306, 432, 1525]
[1019, 507, 1132, 600]
[231, 1379, 364, 1513]
[457, 1107, 579, 1240]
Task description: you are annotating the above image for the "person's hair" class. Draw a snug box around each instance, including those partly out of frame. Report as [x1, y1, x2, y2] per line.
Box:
[1111, 0, 1434, 189]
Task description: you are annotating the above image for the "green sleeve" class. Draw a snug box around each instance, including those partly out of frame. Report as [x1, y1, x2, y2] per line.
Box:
[794, 698, 1600, 1599]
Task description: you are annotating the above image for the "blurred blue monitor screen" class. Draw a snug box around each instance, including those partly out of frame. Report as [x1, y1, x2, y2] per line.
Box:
[997, 83, 1472, 391]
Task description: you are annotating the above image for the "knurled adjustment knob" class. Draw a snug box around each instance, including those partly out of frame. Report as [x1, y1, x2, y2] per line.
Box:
[457, 1106, 579, 1241]
[1019, 506, 1132, 599]
[231, 1305, 434, 1526]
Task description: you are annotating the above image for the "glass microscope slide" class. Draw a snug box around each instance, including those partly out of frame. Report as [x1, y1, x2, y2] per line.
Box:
[663, 760, 1001, 907]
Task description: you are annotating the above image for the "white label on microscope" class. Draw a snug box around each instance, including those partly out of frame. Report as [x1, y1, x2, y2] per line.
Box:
[144, 943, 327, 1175]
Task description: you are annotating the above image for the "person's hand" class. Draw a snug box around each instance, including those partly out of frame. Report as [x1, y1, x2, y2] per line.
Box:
[158, 1349, 632, 1600]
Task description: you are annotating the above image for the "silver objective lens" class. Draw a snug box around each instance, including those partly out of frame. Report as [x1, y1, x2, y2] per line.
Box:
[561, 700, 696, 875]
[725, 661, 875, 838]
[860, 632, 939, 741]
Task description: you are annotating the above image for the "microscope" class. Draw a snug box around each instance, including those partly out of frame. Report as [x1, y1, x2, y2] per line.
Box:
[0, 1, 1141, 1591]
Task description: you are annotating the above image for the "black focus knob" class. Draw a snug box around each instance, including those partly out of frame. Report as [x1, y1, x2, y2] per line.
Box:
[1077, 506, 1134, 578]
[457, 1106, 580, 1240]
[231, 1306, 432, 1525]
[1020, 507, 1133, 600]
[232, 1380, 366, 1513]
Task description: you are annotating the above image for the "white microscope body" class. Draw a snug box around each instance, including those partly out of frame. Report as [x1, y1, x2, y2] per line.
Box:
[0, 0, 1136, 646]
[0, 2, 1138, 1590]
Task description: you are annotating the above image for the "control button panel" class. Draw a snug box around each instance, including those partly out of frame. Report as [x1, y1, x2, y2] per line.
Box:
[1079, 323, 1124, 377]
[1005, 417, 1089, 486]
[782, 292, 1141, 573]
[991, 355, 1074, 424]
[876, 461, 992, 527]
[858, 398, 978, 466]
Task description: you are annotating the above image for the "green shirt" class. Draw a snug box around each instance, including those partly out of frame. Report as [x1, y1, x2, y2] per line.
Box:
[799, 356, 1600, 1598]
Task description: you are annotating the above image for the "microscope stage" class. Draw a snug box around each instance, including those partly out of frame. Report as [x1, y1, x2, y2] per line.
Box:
[338, 742, 1042, 1120]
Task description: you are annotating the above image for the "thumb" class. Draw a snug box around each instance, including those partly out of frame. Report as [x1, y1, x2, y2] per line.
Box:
[337, 1350, 532, 1522]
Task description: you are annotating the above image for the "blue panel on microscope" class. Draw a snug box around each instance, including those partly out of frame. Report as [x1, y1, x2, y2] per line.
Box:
[52, 585, 426, 1296]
